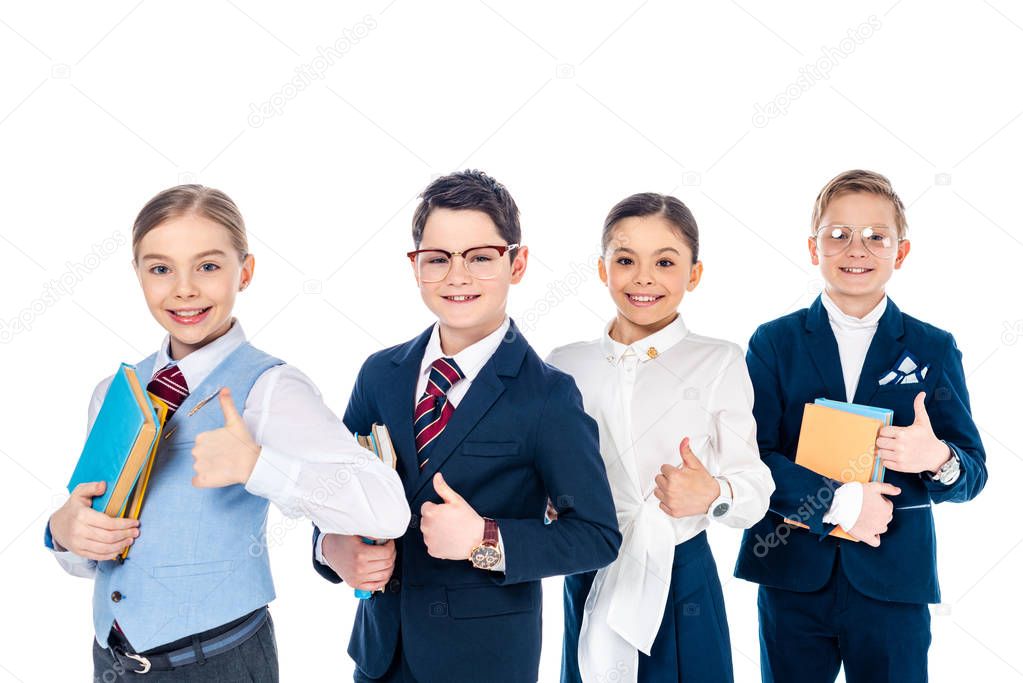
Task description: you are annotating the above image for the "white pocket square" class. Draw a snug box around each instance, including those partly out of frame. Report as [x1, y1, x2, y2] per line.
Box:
[879, 352, 929, 386]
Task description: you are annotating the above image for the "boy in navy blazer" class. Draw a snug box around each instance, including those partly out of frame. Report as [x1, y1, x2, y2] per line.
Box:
[734, 170, 986, 683]
[312, 170, 621, 682]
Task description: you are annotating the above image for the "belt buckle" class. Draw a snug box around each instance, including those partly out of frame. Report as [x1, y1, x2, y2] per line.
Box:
[123, 652, 151, 674]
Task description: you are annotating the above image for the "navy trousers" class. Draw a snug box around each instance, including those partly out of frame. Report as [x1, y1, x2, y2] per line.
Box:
[758, 553, 931, 683]
[562, 531, 734, 683]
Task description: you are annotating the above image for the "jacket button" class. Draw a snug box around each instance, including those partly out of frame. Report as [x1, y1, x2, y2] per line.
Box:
[388, 579, 401, 593]
[408, 514, 418, 530]
[111, 591, 122, 603]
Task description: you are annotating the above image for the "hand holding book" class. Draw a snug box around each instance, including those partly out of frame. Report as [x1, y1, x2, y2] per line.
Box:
[48, 482, 140, 560]
[845, 482, 902, 547]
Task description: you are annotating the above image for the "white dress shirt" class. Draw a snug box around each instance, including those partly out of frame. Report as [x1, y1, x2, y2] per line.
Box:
[819, 290, 888, 531]
[50, 319, 410, 578]
[315, 318, 510, 570]
[547, 315, 774, 683]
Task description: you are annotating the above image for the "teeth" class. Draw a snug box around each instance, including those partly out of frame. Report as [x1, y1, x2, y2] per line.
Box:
[173, 308, 207, 317]
[842, 268, 869, 274]
[630, 295, 659, 302]
[447, 295, 477, 301]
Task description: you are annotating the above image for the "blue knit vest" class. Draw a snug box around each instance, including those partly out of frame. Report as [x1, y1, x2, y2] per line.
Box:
[92, 342, 283, 651]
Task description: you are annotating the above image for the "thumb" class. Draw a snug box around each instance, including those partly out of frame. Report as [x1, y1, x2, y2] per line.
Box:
[219, 387, 243, 427]
[433, 472, 463, 505]
[72, 481, 106, 500]
[912, 392, 930, 426]
[679, 437, 703, 470]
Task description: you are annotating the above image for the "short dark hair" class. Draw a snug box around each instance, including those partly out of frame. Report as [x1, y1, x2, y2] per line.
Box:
[601, 193, 699, 264]
[412, 170, 521, 256]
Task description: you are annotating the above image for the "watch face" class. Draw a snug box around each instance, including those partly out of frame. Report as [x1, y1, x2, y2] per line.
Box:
[712, 502, 730, 518]
[471, 545, 501, 569]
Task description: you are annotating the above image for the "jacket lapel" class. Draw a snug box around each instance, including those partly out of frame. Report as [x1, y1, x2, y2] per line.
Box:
[852, 298, 906, 406]
[409, 320, 527, 504]
[382, 326, 433, 499]
[804, 296, 848, 402]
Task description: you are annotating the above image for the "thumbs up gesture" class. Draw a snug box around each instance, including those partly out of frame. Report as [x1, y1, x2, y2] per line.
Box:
[192, 388, 261, 488]
[653, 437, 721, 518]
[875, 392, 952, 475]
[420, 472, 485, 560]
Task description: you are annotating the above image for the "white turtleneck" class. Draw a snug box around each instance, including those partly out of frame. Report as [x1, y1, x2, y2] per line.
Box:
[820, 289, 888, 402]
[819, 289, 888, 532]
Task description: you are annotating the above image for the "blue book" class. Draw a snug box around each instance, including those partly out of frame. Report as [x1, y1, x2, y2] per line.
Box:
[67, 363, 168, 517]
[813, 398, 894, 482]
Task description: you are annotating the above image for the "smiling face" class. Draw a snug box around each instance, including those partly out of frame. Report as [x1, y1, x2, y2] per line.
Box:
[413, 208, 527, 355]
[599, 214, 702, 345]
[808, 191, 910, 316]
[134, 213, 254, 359]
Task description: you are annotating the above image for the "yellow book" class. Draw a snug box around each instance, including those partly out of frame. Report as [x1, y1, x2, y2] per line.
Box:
[118, 394, 169, 561]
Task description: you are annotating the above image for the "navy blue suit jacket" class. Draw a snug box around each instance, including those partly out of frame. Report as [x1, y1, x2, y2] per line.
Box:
[734, 296, 986, 604]
[313, 320, 621, 682]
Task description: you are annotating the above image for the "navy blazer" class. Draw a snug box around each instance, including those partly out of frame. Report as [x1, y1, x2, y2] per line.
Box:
[313, 320, 621, 682]
[734, 296, 986, 604]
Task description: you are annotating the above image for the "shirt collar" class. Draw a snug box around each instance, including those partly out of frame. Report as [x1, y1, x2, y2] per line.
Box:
[152, 318, 246, 391]
[420, 317, 511, 382]
[820, 290, 888, 331]
[599, 314, 689, 365]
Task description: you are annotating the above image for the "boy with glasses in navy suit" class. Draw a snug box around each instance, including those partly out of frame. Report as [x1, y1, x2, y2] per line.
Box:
[734, 170, 987, 683]
[312, 170, 621, 683]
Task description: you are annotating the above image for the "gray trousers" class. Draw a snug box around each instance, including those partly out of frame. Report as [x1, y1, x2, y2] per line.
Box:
[91, 613, 278, 682]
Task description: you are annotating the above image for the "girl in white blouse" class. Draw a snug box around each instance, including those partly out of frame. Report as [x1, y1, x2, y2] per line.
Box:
[548, 193, 775, 683]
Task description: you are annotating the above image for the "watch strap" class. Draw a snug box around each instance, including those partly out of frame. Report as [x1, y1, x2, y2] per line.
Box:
[482, 518, 499, 547]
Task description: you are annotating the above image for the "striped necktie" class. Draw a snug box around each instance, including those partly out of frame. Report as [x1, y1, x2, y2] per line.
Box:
[413, 357, 465, 468]
[147, 363, 190, 420]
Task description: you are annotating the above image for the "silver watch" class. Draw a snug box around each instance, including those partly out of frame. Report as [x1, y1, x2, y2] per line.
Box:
[931, 445, 961, 485]
[708, 477, 733, 520]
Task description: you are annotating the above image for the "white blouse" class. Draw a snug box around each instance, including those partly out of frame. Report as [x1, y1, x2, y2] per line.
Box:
[547, 315, 774, 683]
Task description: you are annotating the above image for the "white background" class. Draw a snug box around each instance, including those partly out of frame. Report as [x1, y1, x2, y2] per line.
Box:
[1, 1, 1020, 681]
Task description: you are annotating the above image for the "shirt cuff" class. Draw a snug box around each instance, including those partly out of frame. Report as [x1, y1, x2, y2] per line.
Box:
[823, 481, 863, 532]
[709, 476, 735, 523]
[244, 445, 301, 508]
[44, 521, 58, 550]
[314, 531, 328, 565]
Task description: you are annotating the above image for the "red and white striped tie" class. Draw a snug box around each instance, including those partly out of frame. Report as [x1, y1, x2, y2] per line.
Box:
[413, 357, 464, 469]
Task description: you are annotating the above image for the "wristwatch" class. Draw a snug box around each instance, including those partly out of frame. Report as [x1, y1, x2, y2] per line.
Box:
[930, 444, 961, 486]
[708, 477, 733, 520]
[469, 518, 502, 569]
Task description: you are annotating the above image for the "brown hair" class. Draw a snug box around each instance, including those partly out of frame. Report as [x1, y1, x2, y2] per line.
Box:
[811, 170, 907, 239]
[602, 193, 699, 264]
[131, 184, 247, 262]
[412, 170, 520, 258]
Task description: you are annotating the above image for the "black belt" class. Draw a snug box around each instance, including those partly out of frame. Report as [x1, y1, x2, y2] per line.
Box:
[107, 607, 267, 674]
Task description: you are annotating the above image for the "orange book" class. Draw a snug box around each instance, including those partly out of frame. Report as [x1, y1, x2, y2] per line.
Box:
[784, 402, 888, 541]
